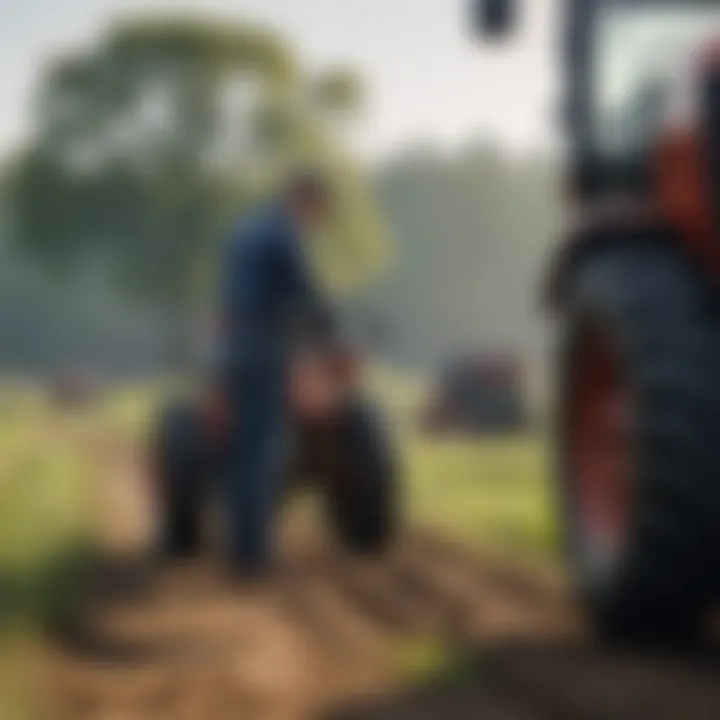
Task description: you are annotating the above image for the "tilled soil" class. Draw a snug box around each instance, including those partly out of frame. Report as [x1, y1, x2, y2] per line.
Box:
[41, 528, 574, 720]
[38, 440, 720, 720]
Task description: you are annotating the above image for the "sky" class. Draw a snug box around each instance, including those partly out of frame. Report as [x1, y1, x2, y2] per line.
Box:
[0, 0, 559, 161]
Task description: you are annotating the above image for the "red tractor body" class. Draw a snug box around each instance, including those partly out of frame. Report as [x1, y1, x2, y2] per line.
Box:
[477, 0, 720, 642]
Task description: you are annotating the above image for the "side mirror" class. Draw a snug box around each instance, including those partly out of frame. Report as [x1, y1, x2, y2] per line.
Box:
[471, 0, 517, 38]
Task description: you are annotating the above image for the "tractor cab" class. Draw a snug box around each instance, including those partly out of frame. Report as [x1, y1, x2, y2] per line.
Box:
[476, 1, 720, 199]
[567, 0, 720, 207]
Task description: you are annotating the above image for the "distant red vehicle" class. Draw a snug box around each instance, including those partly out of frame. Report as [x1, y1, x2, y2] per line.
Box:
[422, 354, 527, 434]
[48, 368, 103, 408]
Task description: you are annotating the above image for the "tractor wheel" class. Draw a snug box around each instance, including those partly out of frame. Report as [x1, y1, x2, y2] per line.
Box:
[558, 243, 720, 644]
[153, 401, 208, 559]
[325, 400, 398, 555]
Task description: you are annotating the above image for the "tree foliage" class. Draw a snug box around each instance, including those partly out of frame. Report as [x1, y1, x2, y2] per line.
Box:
[6, 17, 387, 320]
[367, 142, 558, 371]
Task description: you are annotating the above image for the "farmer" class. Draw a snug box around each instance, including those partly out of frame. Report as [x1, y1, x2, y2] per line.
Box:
[221, 171, 334, 579]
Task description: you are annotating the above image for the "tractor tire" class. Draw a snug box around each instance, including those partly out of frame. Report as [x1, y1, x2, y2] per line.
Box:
[558, 242, 720, 644]
[153, 401, 208, 559]
[325, 400, 398, 555]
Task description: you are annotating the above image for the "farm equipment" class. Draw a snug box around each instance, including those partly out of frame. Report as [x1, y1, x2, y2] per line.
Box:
[474, 0, 720, 642]
[152, 320, 398, 559]
[48, 367, 103, 408]
[422, 354, 527, 434]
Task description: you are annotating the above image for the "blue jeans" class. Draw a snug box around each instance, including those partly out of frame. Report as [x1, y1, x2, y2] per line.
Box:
[225, 356, 287, 571]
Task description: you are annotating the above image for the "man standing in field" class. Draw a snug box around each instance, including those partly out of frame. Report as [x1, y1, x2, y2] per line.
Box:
[221, 172, 333, 579]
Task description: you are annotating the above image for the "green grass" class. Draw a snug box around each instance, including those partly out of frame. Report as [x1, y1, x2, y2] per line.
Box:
[404, 431, 557, 559]
[0, 390, 98, 718]
[0, 380, 557, 623]
[0, 379, 557, 714]
[0, 393, 95, 632]
[369, 366, 557, 560]
[0, 379, 557, 629]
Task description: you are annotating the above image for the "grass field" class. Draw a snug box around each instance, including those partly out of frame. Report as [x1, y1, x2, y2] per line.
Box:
[0, 379, 556, 628]
[0, 389, 93, 717]
[370, 365, 557, 560]
[0, 380, 557, 717]
[0, 391, 93, 615]
[407, 434, 556, 559]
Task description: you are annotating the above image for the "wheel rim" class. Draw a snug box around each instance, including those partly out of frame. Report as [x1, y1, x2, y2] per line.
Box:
[568, 326, 634, 573]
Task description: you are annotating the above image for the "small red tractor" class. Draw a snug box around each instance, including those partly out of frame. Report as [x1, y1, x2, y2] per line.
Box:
[422, 353, 527, 434]
[152, 323, 398, 559]
[475, 0, 720, 642]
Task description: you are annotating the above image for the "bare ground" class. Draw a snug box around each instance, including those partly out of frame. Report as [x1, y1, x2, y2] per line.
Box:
[37, 438, 720, 720]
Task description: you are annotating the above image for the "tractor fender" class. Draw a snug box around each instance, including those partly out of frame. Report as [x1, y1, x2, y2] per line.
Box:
[543, 199, 694, 314]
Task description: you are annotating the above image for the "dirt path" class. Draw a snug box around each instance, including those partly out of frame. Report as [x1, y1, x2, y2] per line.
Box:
[38, 437, 720, 720]
[41, 528, 575, 720]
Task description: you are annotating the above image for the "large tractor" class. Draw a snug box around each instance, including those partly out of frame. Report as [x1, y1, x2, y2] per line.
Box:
[475, 0, 720, 642]
[152, 317, 398, 560]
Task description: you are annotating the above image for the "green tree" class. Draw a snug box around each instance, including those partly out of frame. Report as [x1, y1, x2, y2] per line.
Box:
[6, 18, 386, 363]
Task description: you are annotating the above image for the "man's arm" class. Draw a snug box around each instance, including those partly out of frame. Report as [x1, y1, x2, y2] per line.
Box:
[277, 234, 335, 340]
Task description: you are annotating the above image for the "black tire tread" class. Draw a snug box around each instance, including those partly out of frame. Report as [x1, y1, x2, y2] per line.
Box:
[325, 400, 398, 555]
[153, 401, 207, 559]
[559, 243, 720, 643]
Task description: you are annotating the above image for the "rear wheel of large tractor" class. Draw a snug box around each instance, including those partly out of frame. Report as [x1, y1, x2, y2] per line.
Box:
[152, 401, 208, 559]
[558, 243, 720, 645]
[326, 400, 398, 555]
